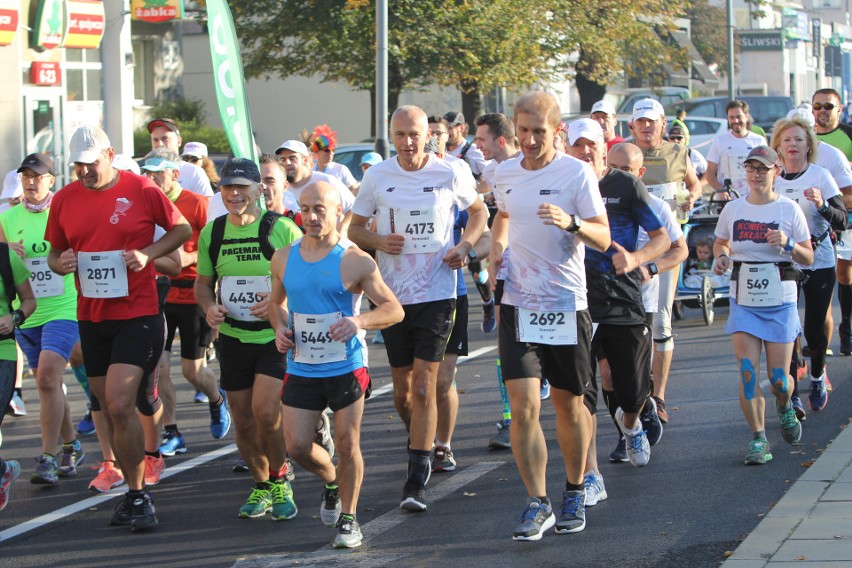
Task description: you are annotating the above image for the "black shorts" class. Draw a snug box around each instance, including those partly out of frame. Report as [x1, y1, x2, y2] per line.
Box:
[494, 279, 504, 306]
[586, 323, 652, 415]
[164, 303, 213, 360]
[79, 314, 165, 378]
[281, 367, 371, 412]
[498, 305, 593, 397]
[382, 298, 456, 368]
[445, 295, 469, 356]
[218, 334, 287, 391]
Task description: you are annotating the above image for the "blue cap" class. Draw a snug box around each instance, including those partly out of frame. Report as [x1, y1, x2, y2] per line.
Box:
[360, 152, 382, 167]
[141, 155, 180, 172]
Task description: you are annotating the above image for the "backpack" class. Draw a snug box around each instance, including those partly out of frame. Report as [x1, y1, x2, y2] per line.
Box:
[208, 210, 283, 279]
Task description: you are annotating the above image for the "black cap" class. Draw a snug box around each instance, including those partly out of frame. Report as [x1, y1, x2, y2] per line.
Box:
[220, 158, 261, 185]
[17, 153, 54, 175]
[444, 111, 465, 126]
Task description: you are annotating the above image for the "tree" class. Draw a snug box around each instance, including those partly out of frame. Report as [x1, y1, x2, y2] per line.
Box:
[684, 0, 728, 71]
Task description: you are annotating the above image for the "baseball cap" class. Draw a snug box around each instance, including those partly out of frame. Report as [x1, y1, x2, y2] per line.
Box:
[147, 117, 179, 133]
[220, 158, 261, 185]
[275, 140, 309, 156]
[632, 98, 665, 121]
[590, 100, 616, 117]
[182, 141, 208, 159]
[786, 107, 816, 128]
[112, 154, 141, 175]
[69, 125, 112, 164]
[360, 152, 382, 167]
[141, 155, 180, 172]
[568, 118, 604, 146]
[17, 153, 54, 175]
[744, 145, 779, 167]
[1, 170, 22, 200]
[444, 111, 465, 126]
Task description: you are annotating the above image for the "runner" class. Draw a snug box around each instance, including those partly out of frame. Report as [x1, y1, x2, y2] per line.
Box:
[309, 125, 360, 194]
[705, 100, 767, 196]
[147, 118, 214, 198]
[590, 100, 625, 150]
[444, 111, 489, 180]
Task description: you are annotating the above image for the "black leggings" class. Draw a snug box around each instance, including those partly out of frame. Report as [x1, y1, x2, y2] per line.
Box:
[0, 359, 16, 428]
[792, 267, 835, 380]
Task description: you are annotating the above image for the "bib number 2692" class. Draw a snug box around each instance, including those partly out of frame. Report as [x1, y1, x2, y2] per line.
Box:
[516, 307, 577, 345]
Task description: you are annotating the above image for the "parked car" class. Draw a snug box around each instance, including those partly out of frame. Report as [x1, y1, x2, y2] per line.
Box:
[666, 96, 794, 134]
[563, 114, 726, 152]
[332, 143, 395, 182]
[615, 87, 691, 114]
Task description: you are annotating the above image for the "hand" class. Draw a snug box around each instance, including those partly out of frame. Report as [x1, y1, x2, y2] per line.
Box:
[206, 304, 228, 330]
[59, 249, 76, 275]
[715, 191, 732, 201]
[123, 249, 150, 272]
[679, 193, 696, 212]
[804, 187, 824, 209]
[537, 203, 572, 230]
[383, 233, 405, 255]
[488, 251, 504, 292]
[9, 240, 25, 259]
[442, 243, 470, 270]
[638, 265, 652, 283]
[275, 326, 295, 354]
[611, 242, 639, 275]
[766, 229, 787, 249]
[249, 292, 270, 320]
[714, 255, 731, 276]
[329, 316, 360, 342]
[0, 314, 13, 335]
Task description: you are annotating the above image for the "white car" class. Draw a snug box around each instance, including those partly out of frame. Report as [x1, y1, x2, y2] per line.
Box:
[564, 113, 727, 153]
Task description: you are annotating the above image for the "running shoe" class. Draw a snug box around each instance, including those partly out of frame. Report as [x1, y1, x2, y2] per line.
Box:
[76, 409, 96, 436]
[0, 460, 20, 512]
[653, 396, 669, 424]
[321, 484, 342, 527]
[31, 454, 59, 485]
[776, 401, 803, 445]
[791, 395, 807, 421]
[826, 348, 834, 356]
[130, 492, 158, 532]
[315, 412, 335, 459]
[488, 420, 511, 450]
[431, 445, 457, 472]
[640, 397, 663, 446]
[144, 454, 165, 486]
[333, 515, 363, 549]
[808, 378, 828, 412]
[210, 388, 231, 439]
[583, 471, 608, 507]
[194, 390, 209, 404]
[372, 330, 384, 344]
[58, 440, 85, 477]
[159, 430, 187, 457]
[481, 300, 496, 333]
[555, 490, 586, 534]
[615, 408, 651, 467]
[239, 485, 273, 518]
[609, 437, 628, 463]
[269, 479, 298, 521]
[111, 494, 133, 526]
[284, 456, 296, 482]
[796, 360, 809, 382]
[540, 379, 551, 401]
[90, 461, 125, 492]
[400, 479, 427, 512]
[232, 457, 249, 473]
[8, 392, 26, 416]
[745, 438, 773, 465]
[512, 497, 555, 541]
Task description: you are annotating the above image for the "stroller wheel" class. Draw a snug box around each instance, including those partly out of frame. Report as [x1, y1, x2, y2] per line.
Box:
[701, 275, 715, 326]
[672, 300, 684, 320]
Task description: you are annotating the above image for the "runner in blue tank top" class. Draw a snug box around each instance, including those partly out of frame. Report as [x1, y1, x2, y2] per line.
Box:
[269, 181, 403, 549]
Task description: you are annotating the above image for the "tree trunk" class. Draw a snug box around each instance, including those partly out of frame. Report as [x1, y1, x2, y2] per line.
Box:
[460, 79, 482, 132]
[575, 72, 607, 113]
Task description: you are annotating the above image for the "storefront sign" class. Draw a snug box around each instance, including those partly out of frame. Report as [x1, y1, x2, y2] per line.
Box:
[0, 0, 19, 47]
[131, 0, 184, 23]
[782, 8, 809, 42]
[63, 0, 105, 49]
[31, 0, 66, 52]
[31, 61, 61, 85]
[739, 30, 783, 52]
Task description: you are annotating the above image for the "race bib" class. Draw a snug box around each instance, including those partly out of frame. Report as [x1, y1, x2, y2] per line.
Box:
[727, 154, 749, 186]
[220, 276, 270, 321]
[736, 263, 782, 307]
[645, 182, 677, 201]
[292, 311, 346, 364]
[780, 186, 809, 212]
[516, 307, 577, 345]
[391, 208, 444, 254]
[77, 251, 128, 298]
[837, 229, 852, 261]
[25, 257, 64, 298]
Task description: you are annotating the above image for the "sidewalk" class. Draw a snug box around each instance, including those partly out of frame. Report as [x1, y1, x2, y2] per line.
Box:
[723, 419, 852, 567]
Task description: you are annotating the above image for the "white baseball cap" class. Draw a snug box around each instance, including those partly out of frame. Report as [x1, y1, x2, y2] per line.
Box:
[112, 154, 141, 175]
[1, 170, 22, 200]
[275, 140, 309, 156]
[69, 125, 111, 163]
[568, 118, 604, 146]
[591, 100, 616, 117]
[632, 98, 665, 121]
[182, 141, 208, 159]
[787, 106, 816, 128]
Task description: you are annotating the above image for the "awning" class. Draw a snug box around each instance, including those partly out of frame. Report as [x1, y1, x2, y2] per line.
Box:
[671, 30, 719, 87]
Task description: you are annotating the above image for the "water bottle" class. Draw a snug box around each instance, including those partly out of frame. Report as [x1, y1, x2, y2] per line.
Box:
[675, 186, 690, 224]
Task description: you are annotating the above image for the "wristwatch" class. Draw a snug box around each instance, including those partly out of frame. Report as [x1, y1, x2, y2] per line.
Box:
[566, 215, 582, 233]
[11, 309, 25, 328]
[783, 236, 795, 252]
[468, 249, 477, 261]
[647, 263, 659, 276]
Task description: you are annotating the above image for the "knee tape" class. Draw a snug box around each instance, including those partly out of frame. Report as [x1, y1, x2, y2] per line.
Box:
[770, 367, 788, 394]
[740, 359, 756, 400]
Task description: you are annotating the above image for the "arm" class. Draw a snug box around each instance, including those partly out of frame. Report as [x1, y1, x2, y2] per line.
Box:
[348, 213, 404, 254]
[839, 184, 852, 211]
[194, 273, 227, 330]
[766, 230, 814, 266]
[268, 247, 294, 354]
[154, 248, 182, 277]
[124, 220, 192, 272]
[537, 204, 611, 252]
[0, 279, 36, 337]
[683, 164, 703, 207]
[0, 224, 24, 258]
[443, 198, 488, 269]
[329, 252, 403, 342]
[612, 228, 669, 276]
[47, 246, 77, 276]
[471, 226, 491, 259]
[713, 237, 732, 275]
[488, 209, 509, 290]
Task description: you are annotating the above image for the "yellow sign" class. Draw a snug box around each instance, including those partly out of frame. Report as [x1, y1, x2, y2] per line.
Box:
[0, 0, 18, 47]
[131, 0, 184, 23]
[63, 0, 105, 49]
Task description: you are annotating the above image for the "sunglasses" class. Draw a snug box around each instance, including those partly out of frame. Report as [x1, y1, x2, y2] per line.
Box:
[320, 148, 333, 153]
[182, 155, 199, 163]
[669, 136, 684, 141]
[812, 103, 837, 111]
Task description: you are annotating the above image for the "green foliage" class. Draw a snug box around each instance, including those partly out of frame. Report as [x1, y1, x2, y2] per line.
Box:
[685, 0, 728, 70]
[133, 124, 230, 158]
[147, 97, 208, 124]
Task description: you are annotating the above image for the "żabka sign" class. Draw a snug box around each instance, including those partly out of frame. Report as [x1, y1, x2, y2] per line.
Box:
[0, 0, 18, 47]
[131, 0, 184, 23]
[31, 0, 65, 52]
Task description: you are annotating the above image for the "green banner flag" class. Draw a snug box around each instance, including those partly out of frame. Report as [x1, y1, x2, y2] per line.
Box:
[206, 0, 256, 163]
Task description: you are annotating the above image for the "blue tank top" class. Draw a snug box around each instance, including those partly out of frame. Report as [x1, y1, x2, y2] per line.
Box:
[283, 238, 366, 377]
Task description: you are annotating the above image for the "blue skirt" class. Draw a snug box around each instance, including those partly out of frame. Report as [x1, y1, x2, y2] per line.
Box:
[725, 300, 800, 344]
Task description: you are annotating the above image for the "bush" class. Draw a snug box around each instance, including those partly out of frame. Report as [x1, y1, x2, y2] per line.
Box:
[133, 122, 232, 158]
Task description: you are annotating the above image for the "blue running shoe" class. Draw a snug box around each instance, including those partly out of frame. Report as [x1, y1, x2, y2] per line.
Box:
[210, 388, 231, 439]
[808, 378, 828, 412]
[159, 431, 187, 457]
[76, 409, 96, 436]
[194, 390, 209, 404]
[540, 379, 551, 401]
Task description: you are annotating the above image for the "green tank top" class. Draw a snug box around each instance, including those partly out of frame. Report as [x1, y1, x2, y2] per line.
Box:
[0, 204, 77, 328]
[817, 128, 852, 161]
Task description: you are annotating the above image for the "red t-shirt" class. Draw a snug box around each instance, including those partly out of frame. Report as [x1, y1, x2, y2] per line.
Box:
[166, 189, 207, 305]
[606, 136, 626, 151]
[45, 171, 185, 322]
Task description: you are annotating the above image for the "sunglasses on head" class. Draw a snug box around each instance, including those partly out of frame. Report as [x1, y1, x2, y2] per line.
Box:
[813, 103, 837, 111]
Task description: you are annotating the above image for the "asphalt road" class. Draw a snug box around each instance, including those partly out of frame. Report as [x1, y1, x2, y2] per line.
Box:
[0, 299, 849, 568]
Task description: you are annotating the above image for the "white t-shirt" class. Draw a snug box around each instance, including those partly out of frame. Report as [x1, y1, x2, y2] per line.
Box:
[179, 161, 214, 198]
[690, 148, 708, 177]
[706, 131, 767, 194]
[283, 171, 356, 214]
[353, 154, 478, 305]
[715, 195, 810, 302]
[815, 141, 852, 189]
[493, 153, 606, 312]
[639, 194, 683, 313]
[447, 141, 489, 178]
[317, 161, 358, 189]
[481, 160, 497, 193]
[774, 164, 841, 270]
